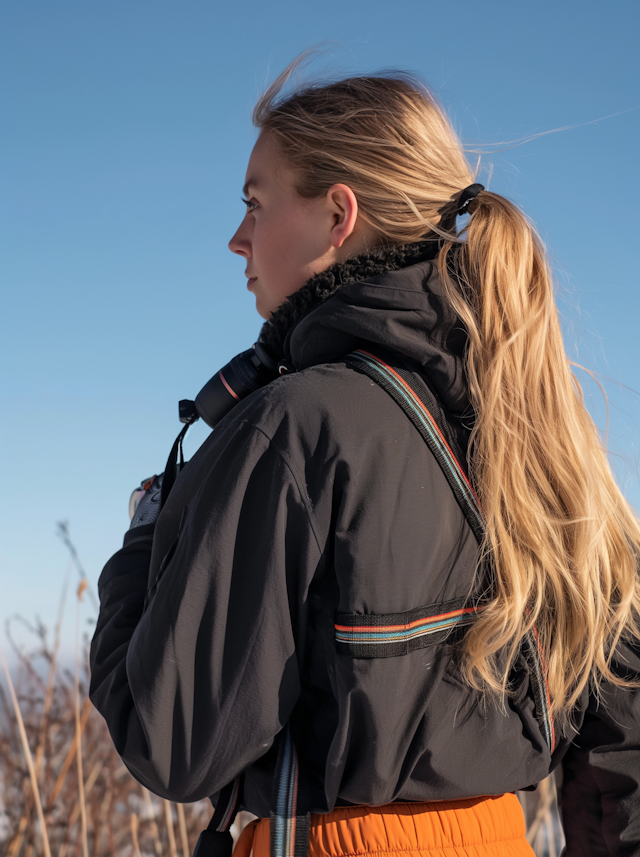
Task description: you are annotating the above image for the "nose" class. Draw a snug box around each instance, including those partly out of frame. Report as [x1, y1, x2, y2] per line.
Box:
[228, 216, 251, 258]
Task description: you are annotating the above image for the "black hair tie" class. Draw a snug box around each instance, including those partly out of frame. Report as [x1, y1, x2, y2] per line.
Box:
[457, 183, 485, 216]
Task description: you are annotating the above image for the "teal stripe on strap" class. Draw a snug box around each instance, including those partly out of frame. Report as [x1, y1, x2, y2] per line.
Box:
[349, 350, 484, 534]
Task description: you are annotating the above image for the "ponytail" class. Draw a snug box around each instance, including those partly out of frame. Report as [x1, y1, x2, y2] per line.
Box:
[440, 193, 640, 713]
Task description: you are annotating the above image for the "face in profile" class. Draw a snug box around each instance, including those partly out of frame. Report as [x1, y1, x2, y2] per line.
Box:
[228, 132, 371, 318]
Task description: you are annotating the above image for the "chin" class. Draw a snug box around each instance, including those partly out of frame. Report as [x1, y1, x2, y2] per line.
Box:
[254, 286, 292, 320]
[254, 298, 271, 320]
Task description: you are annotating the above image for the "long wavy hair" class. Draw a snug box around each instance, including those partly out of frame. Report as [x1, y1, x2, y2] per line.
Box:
[253, 59, 640, 716]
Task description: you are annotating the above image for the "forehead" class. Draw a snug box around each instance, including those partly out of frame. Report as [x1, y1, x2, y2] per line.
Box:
[244, 133, 295, 195]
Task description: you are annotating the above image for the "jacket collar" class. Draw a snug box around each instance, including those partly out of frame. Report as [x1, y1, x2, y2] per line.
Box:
[259, 240, 439, 357]
[259, 240, 470, 417]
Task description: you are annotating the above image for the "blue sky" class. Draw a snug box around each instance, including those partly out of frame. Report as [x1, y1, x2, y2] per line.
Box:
[2, 0, 639, 660]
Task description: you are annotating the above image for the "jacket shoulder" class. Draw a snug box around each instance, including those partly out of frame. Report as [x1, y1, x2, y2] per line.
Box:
[228, 361, 400, 440]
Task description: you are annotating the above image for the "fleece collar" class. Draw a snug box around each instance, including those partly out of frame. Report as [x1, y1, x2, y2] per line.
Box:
[259, 239, 470, 418]
[259, 239, 440, 360]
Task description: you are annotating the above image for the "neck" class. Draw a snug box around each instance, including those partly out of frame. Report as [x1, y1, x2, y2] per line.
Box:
[259, 238, 441, 360]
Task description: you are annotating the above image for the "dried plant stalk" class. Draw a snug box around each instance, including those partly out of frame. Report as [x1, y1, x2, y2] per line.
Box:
[143, 787, 164, 857]
[0, 645, 52, 857]
[130, 813, 142, 857]
[6, 805, 30, 857]
[50, 697, 91, 804]
[177, 803, 190, 857]
[75, 580, 89, 857]
[164, 800, 178, 857]
[34, 580, 67, 780]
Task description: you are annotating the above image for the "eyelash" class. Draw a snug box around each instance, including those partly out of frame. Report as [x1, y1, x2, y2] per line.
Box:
[241, 197, 258, 213]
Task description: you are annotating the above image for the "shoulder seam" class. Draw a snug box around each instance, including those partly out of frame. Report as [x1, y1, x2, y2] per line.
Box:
[223, 417, 324, 554]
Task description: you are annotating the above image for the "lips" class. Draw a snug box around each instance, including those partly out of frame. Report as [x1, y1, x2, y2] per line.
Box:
[247, 277, 257, 290]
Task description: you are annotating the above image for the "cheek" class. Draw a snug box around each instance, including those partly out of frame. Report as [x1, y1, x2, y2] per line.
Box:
[287, 207, 329, 260]
[259, 210, 326, 292]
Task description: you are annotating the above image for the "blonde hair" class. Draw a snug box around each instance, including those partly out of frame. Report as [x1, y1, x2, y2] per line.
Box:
[254, 60, 640, 717]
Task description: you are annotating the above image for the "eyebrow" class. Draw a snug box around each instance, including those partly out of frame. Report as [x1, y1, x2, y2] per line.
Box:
[242, 178, 257, 197]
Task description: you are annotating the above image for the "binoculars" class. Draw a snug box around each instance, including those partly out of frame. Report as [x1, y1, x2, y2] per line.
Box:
[179, 340, 279, 430]
[153, 340, 282, 511]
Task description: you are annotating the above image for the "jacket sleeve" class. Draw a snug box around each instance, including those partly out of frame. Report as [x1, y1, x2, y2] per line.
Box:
[90, 416, 323, 802]
[561, 641, 640, 856]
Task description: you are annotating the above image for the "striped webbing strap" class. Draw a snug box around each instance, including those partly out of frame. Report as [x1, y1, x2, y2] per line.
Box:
[270, 723, 310, 857]
[194, 776, 242, 857]
[346, 349, 556, 753]
[347, 349, 484, 542]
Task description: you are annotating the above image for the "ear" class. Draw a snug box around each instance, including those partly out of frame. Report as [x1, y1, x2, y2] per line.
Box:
[326, 184, 359, 249]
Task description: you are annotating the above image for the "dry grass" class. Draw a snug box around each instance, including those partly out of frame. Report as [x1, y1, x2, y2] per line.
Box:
[0, 589, 213, 856]
[520, 776, 565, 857]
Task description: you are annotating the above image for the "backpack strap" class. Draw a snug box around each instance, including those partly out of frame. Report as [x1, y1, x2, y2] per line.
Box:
[270, 723, 310, 857]
[195, 727, 310, 857]
[193, 776, 243, 857]
[345, 348, 556, 753]
[345, 349, 484, 544]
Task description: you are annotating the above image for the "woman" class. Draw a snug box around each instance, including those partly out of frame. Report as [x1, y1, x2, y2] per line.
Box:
[90, 62, 640, 857]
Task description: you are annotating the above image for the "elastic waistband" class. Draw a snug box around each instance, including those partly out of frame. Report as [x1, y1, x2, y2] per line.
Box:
[235, 794, 533, 857]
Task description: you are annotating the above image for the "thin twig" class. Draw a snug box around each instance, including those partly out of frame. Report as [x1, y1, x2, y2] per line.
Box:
[177, 803, 190, 857]
[83, 757, 103, 796]
[50, 696, 92, 803]
[0, 644, 52, 857]
[131, 813, 142, 857]
[75, 579, 89, 857]
[143, 787, 164, 857]
[164, 800, 178, 857]
[56, 521, 99, 612]
[6, 807, 30, 857]
[35, 577, 68, 779]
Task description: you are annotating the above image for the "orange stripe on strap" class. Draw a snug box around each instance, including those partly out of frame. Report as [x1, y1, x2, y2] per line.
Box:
[335, 607, 478, 634]
[357, 350, 481, 506]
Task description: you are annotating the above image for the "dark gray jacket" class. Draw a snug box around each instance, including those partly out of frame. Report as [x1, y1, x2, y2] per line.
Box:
[90, 246, 640, 855]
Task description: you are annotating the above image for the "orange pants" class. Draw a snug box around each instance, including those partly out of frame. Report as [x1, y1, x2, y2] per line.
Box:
[234, 794, 534, 857]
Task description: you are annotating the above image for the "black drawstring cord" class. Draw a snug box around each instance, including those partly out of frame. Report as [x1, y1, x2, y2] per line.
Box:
[160, 422, 191, 509]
